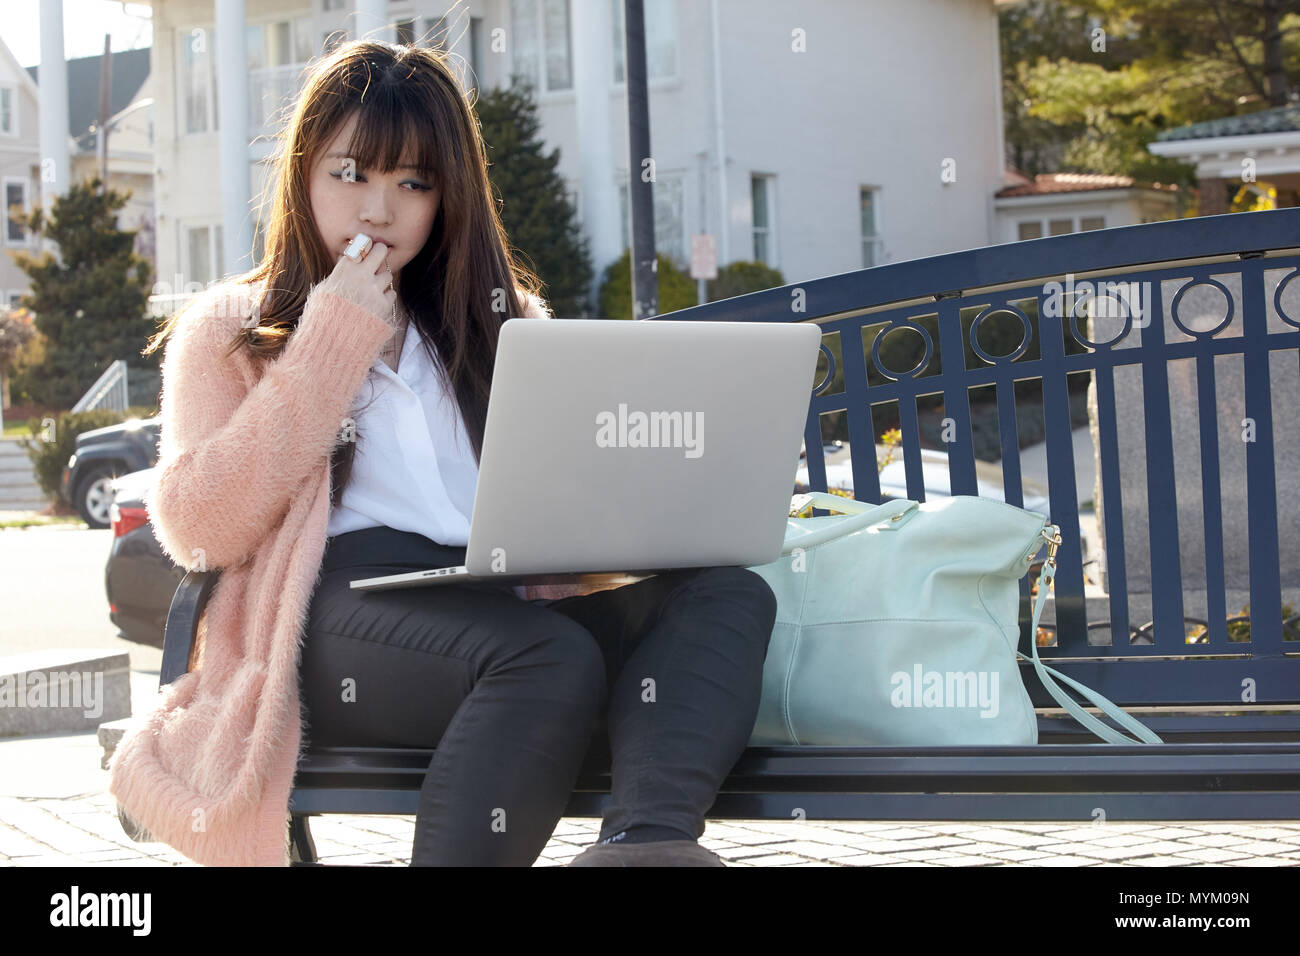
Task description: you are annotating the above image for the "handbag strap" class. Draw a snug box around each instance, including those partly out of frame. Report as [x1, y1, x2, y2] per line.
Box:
[782, 494, 917, 554]
[1019, 556, 1164, 745]
[789, 492, 883, 515]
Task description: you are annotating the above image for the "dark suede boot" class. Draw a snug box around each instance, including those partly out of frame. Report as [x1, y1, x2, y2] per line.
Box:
[566, 840, 726, 866]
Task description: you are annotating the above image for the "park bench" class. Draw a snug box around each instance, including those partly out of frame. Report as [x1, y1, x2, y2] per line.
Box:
[128, 206, 1300, 864]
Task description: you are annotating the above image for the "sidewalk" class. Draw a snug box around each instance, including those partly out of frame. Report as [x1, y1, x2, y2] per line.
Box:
[4, 786, 1300, 866]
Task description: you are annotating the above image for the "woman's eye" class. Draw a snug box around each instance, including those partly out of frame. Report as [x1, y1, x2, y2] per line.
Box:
[330, 170, 431, 192]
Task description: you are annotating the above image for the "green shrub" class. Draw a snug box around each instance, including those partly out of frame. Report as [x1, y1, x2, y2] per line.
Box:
[706, 260, 785, 302]
[1222, 603, 1298, 644]
[597, 249, 699, 319]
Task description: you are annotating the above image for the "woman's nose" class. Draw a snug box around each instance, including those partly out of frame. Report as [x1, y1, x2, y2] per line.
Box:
[360, 192, 392, 225]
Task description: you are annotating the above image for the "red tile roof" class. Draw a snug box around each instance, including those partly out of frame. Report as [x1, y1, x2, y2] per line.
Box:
[996, 172, 1181, 198]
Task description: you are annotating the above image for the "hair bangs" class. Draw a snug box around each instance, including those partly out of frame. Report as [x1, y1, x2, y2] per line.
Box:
[338, 80, 443, 189]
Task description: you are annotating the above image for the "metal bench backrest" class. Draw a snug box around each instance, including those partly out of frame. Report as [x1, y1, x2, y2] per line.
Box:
[660, 207, 1300, 708]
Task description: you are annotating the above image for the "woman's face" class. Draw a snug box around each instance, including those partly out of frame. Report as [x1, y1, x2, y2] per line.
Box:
[308, 111, 441, 286]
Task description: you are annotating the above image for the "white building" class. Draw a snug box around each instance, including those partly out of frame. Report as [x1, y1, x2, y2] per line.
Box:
[993, 169, 1182, 243]
[0, 37, 43, 311]
[0, 37, 154, 312]
[35, 0, 1026, 314]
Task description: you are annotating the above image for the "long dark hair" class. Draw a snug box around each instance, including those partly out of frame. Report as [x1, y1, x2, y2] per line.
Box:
[144, 38, 546, 509]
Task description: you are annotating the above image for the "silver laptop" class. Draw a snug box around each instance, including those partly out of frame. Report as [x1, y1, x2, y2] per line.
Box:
[350, 316, 822, 591]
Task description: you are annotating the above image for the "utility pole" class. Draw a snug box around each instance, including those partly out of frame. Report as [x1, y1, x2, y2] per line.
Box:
[623, 0, 656, 320]
[97, 34, 113, 187]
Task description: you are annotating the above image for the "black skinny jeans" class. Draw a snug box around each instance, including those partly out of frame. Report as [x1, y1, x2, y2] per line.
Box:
[299, 526, 778, 866]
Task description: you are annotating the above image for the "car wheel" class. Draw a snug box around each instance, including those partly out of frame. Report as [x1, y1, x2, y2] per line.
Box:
[74, 464, 121, 529]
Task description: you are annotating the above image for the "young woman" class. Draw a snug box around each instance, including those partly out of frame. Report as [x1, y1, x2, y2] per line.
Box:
[114, 39, 776, 868]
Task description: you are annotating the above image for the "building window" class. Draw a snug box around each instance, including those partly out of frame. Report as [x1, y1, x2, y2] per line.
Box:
[566, 177, 582, 221]
[611, 0, 677, 82]
[860, 186, 882, 267]
[396, 18, 417, 45]
[185, 223, 225, 287]
[0, 87, 13, 135]
[510, 0, 572, 92]
[178, 27, 219, 134]
[1018, 215, 1105, 240]
[468, 16, 484, 87]
[618, 173, 685, 267]
[247, 19, 312, 137]
[246, 20, 293, 70]
[321, 0, 346, 10]
[425, 15, 451, 51]
[4, 178, 29, 244]
[8, 290, 25, 308]
[751, 174, 776, 265]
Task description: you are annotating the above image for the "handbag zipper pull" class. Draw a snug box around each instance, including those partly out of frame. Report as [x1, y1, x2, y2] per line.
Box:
[1042, 525, 1062, 568]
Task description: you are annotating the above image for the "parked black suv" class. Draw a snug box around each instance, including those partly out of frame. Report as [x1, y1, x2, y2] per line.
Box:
[62, 417, 161, 528]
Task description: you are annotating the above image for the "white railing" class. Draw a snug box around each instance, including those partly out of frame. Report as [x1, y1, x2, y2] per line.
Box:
[72, 359, 130, 413]
[147, 290, 202, 318]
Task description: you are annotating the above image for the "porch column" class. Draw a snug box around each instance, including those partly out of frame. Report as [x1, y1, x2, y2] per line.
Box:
[38, 0, 70, 253]
[571, 0, 619, 312]
[354, 0, 391, 43]
[215, 0, 253, 277]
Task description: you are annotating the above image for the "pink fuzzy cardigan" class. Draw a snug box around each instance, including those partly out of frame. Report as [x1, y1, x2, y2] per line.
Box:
[108, 278, 580, 866]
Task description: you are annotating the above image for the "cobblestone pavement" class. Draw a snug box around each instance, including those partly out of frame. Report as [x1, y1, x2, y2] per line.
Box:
[3, 790, 1299, 866]
[2, 675, 1297, 868]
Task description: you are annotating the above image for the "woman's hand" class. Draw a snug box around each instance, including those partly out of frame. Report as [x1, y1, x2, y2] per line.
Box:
[310, 236, 400, 329]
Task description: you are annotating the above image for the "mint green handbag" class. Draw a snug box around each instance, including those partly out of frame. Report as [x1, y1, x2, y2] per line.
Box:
[745, 492, 1163, 747]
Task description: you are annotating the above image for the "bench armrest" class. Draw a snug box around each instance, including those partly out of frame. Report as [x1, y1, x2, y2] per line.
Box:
[159, 569, 220, 688]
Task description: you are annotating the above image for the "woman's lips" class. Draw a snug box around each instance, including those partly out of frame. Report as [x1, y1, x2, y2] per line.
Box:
[346, 236, 395, 250]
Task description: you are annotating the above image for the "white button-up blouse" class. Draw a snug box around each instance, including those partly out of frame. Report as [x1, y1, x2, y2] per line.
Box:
[326, 319, 529, 598]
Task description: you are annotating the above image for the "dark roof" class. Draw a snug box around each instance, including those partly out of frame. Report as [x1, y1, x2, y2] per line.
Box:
[995, 172, 1181, 198]
[1154, 104, 1300, 142]
[25, 47, 150, 146]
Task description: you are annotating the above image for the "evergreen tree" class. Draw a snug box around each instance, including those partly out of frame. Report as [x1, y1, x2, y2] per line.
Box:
[477, 75, 594, 317]
[8, 176, 156, 409]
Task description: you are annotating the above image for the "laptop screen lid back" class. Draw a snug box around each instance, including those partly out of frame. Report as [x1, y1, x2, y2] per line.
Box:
[464, 317, 823, 577]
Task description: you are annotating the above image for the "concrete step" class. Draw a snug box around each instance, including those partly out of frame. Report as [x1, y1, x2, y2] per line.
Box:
[0, 492, 52, 510]
[0, 438, 47, 509]
[0, 649, 131, 737]
[0, 502, 52, 514]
